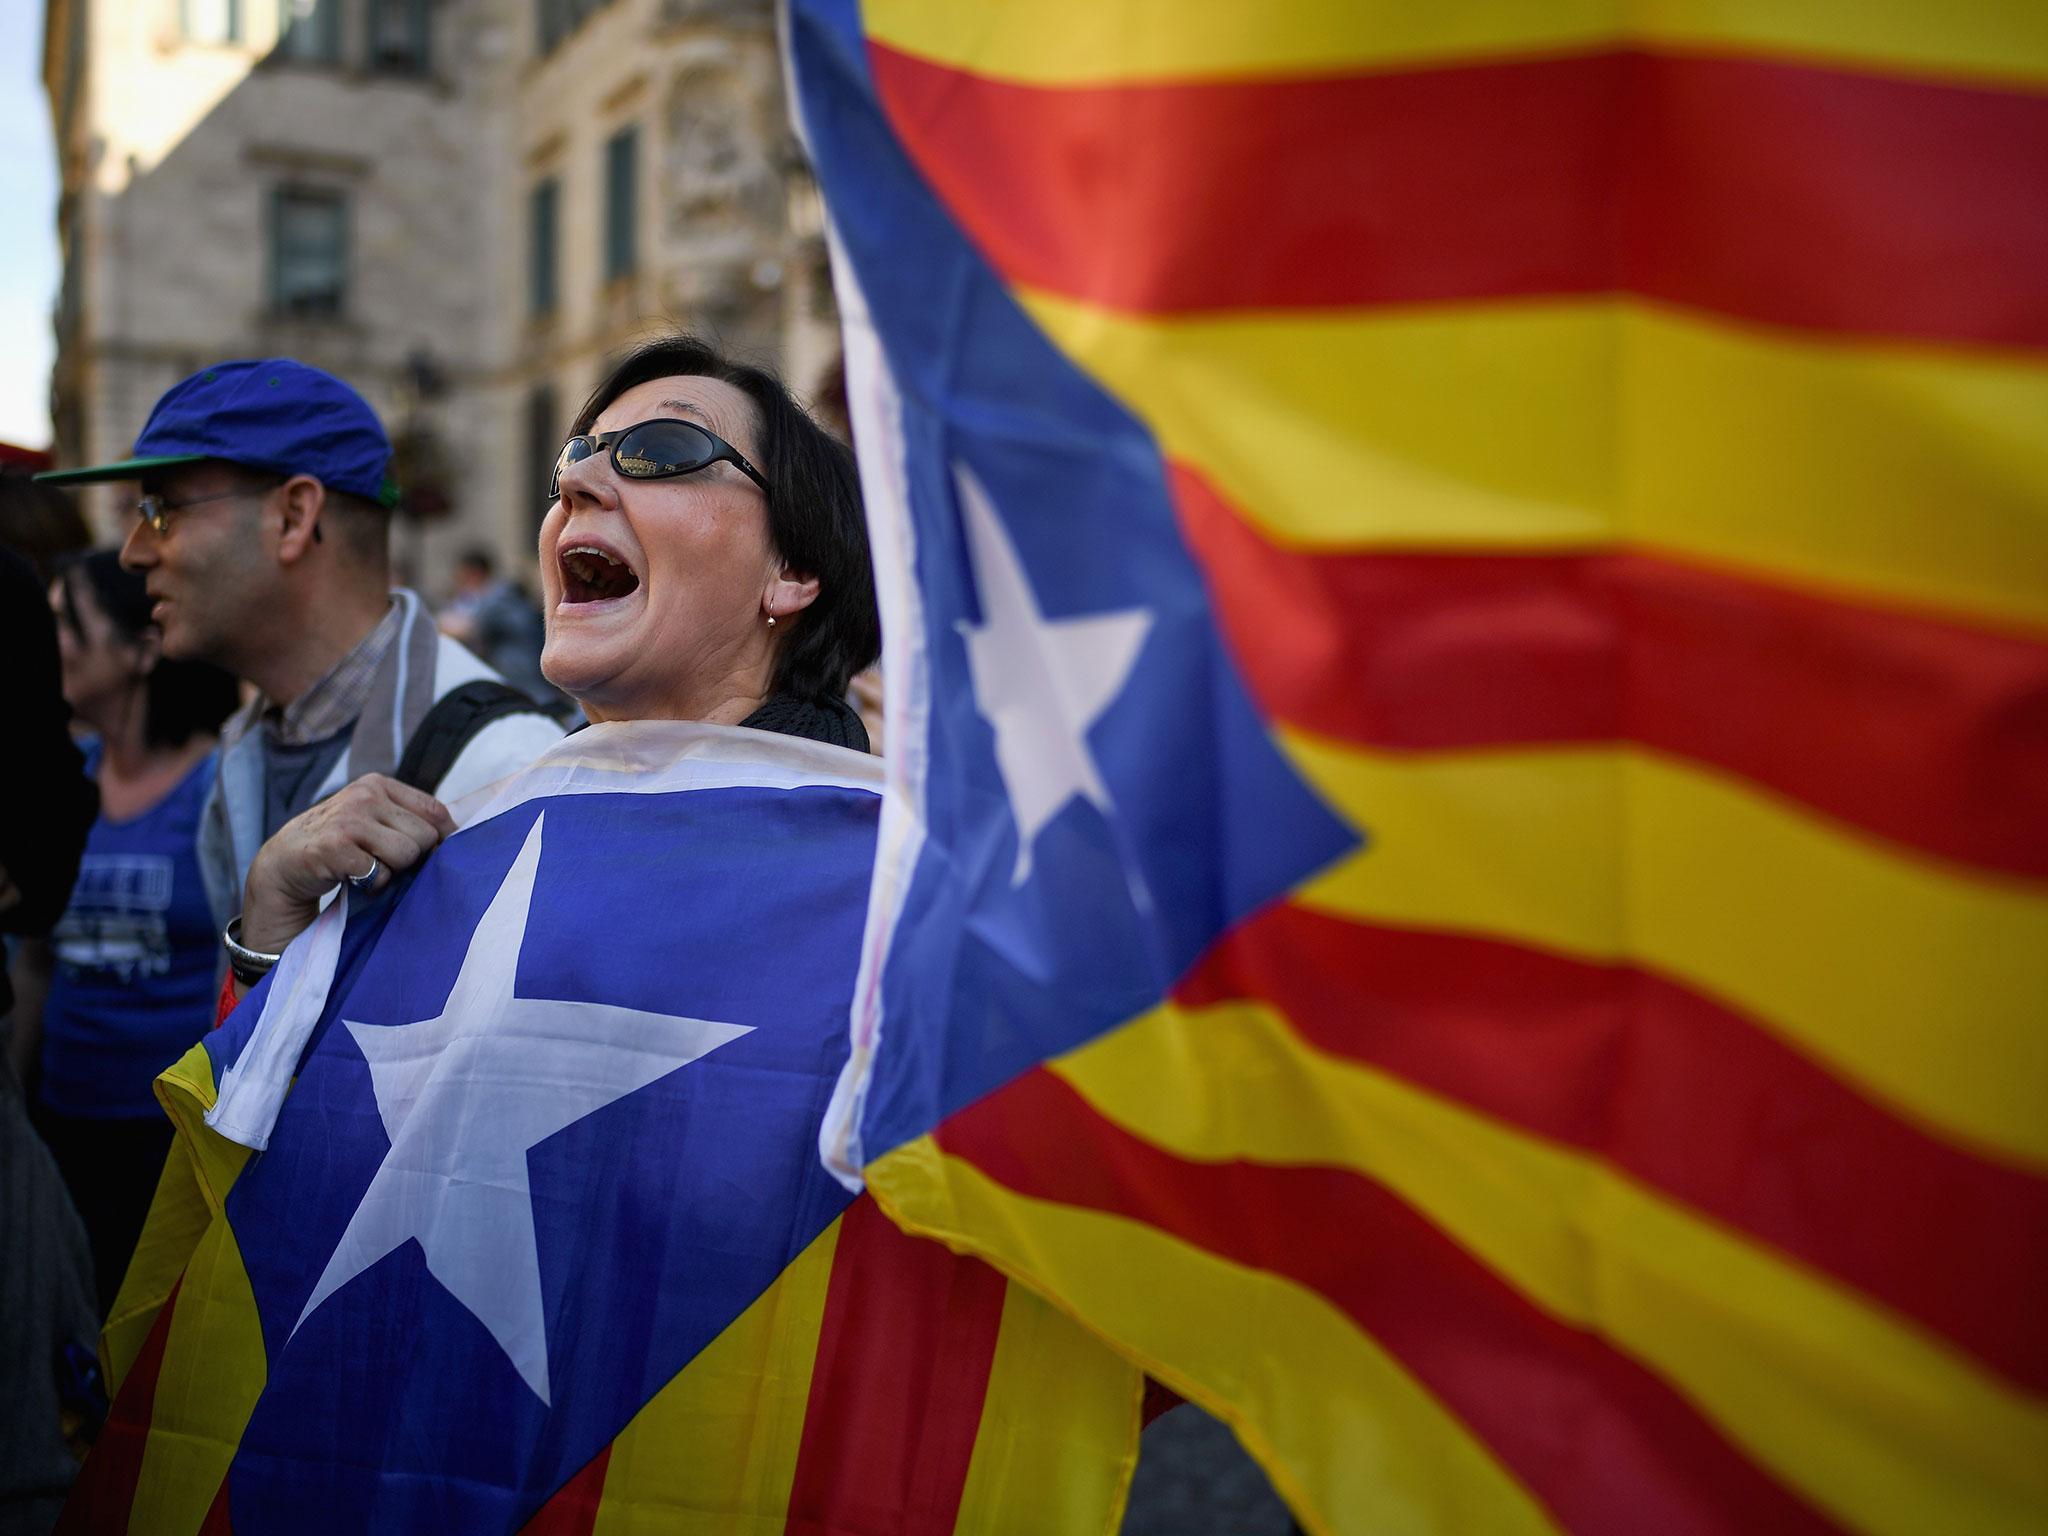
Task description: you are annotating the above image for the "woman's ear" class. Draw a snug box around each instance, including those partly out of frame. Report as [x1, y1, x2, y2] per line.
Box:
[765, 564, 821, 623]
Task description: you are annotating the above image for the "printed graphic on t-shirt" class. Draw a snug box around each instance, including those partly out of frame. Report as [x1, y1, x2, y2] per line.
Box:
[53, 854, 177, 980]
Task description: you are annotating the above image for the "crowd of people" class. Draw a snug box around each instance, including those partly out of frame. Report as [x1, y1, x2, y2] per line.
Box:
[0, 338, 884, 1526]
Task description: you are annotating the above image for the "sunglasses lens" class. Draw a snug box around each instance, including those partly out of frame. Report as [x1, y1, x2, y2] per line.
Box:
[549, 436, 595, 500]
[613, 420, 717, 480]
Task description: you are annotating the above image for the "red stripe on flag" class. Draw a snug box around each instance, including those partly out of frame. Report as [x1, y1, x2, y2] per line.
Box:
[784, 1197, 1008, 1536]
[1623, 51, 2048, 350]
[1173, 466, 2048, 881]
[517, 1445, 611, 1536]
[56, 1281, 181, 1536]
[871, 43, 2048, 348]
[1181, 905, 2048, 1394]
[198, 1477, 235, 1535]
[939, 1072, 1846, 1536]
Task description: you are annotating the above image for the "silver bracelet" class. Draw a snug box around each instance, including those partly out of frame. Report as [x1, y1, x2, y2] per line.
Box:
[224, 916, 283, 985]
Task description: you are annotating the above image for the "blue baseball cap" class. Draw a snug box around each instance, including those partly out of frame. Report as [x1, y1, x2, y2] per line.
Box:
[37, 357, 400, 508]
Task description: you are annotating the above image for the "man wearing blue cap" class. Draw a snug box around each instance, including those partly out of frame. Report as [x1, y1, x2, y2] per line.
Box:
[38, 359, 564, 946]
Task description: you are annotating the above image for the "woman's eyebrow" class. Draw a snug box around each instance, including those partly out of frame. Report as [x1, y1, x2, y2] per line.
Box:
[656, 400, 709, 419]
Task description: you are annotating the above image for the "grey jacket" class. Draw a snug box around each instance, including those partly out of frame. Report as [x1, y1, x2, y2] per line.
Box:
[197, 589, 565, 929]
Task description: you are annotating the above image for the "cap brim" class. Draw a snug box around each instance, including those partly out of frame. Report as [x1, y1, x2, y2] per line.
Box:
[34, 452, 213, 486]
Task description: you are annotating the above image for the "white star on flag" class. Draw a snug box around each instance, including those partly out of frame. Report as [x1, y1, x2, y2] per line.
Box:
[293, 812, 752, 1405]
[953, 463, 1152, 885]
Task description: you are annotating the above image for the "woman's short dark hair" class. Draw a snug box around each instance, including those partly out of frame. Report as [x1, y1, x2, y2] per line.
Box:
[58, 550, 240, 748]
[570, 335, 880, 704]
[0, 471, 91, 581]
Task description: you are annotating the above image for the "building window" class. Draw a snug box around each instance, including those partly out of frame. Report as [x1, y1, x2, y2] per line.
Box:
[604, 126, 637, 282]
[529, 178, 559, 317]
[366, 0, 430, 74]
[538, 0, 608, 57]
[277, 0, 339, 62]
[59, 0, 86, 130]
[180, 0, 243, 44]
[537, 0, 568, 54]
[269, 189, 348, 319]
[57, 205, 83, 335]
[526, 384, 560, 538]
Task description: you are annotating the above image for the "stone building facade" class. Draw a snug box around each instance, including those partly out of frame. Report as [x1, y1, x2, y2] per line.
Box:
[39, 0, 837, 590]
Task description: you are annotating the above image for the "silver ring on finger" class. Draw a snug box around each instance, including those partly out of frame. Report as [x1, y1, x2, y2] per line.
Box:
[347, 855, 382, 891]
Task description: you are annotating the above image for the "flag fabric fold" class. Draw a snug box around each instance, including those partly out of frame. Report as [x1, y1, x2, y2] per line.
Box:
[789, 2, 2048, 1533]
[65, 723, 1140, 1535]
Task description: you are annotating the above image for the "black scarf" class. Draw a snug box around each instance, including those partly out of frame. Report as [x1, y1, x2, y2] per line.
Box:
[739, 693, 871, 753]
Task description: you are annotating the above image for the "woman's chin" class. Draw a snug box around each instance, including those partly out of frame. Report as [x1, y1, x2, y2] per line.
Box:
[538, 636, 616, 704]
[540, 652, 655, 726]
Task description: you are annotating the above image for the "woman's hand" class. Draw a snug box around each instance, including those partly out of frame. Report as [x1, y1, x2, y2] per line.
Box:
[240, 775, 457, 955]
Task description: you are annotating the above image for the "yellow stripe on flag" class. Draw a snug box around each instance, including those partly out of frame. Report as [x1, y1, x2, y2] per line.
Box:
[864, 0, 2048, 89]
[104, 1150, 215, 1397]
[863, 0, 1614, 86]
[1021, 291, 2048, 634]
[1282, 731, 2048, 1168]
[952, 1283, 1145, 1535]
[868, 1138, 1564, 1536]
[155, 1041, 252, 1216]
[1023, 289, 1616, 549]
[126, 1219, 267, 1536]
[1635, 0, 2048, 89]
[1620, 304, 2048, 634]
[105, 1043, 252, 1395]
[1052, 1003, 2048, 1536]
[591, 1218, 843, 1535]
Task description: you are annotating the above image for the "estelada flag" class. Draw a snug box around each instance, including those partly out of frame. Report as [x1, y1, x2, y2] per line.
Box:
[64, 725, 1140, 1534]
[791, 2, 2048, 1533]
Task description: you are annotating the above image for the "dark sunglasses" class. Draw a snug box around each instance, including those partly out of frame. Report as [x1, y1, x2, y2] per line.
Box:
[550, 418, 772, 502]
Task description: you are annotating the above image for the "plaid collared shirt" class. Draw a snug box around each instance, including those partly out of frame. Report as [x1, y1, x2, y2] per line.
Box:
[262, 599, 404, 746]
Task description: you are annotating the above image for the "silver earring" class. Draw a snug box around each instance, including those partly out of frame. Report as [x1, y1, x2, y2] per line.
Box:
[765, 613, 777, 627]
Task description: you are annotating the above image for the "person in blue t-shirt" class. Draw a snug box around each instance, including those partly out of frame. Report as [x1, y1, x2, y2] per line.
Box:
[29, 550, 239, 1316]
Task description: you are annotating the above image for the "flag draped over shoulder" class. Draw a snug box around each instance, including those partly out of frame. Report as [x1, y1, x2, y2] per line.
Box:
[790, 3, 2048, 1533]
[64, 723, 1141, 1536]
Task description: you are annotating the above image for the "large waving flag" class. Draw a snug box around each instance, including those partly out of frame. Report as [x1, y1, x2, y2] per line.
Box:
[792, 3, 2048, 1533]
[64, 725, 1140, 1535]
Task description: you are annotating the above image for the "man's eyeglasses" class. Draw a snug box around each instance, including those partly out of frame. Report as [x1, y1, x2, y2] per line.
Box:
[550, 418, 772, 503]
[133, 486, 259, 535]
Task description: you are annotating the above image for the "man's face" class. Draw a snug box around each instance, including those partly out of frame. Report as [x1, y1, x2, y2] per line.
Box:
[119, 463, 278, 668]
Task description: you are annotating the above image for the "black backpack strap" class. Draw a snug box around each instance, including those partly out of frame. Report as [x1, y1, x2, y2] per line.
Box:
[393, 680, 552, 795]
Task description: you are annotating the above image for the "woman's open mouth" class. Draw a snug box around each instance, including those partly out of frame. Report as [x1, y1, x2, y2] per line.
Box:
[559, 545, 640, 604]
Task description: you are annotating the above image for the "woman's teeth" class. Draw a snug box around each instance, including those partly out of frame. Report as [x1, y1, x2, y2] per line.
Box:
[560, 546, 640, 603]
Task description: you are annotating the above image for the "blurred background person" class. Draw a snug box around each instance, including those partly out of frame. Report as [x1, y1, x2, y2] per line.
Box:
[0, 469, 89, 585]
[24, 551, 239, 1320]
[0, 539, 100, 1536]
[437, 546, 565, 719]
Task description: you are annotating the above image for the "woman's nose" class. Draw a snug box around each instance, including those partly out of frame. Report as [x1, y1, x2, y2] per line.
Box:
[554, 450, 605, 501]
